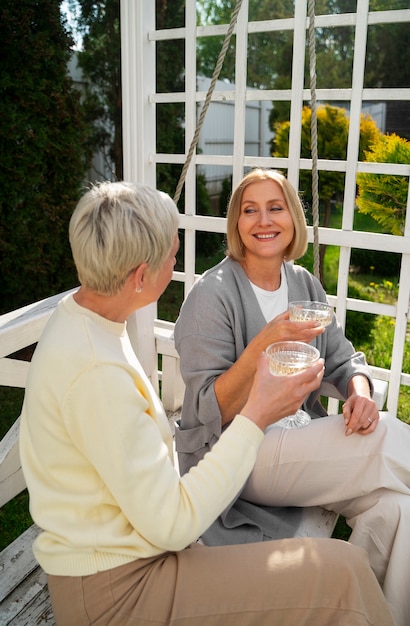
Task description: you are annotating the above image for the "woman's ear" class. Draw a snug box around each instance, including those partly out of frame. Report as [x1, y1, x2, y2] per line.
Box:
[133, 263, 148, 293]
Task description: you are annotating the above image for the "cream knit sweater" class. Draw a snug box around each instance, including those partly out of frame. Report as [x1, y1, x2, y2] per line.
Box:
[19, 294, 263, 576]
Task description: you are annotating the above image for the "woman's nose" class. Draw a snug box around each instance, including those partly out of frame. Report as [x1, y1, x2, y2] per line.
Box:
[259, 209, 272, 225]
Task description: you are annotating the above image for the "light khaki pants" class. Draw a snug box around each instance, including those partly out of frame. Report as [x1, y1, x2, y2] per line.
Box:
[241, 411, 410, 626]
[48, 537, 394, 625]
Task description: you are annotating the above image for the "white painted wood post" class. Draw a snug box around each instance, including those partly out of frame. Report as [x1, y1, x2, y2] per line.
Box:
[121, 0, 158, 389]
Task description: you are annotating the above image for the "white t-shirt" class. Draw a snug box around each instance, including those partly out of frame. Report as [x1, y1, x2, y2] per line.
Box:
[249, 265, 288, 322]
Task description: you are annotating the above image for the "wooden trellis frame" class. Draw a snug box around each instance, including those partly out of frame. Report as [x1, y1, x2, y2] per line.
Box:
[120, 0, 410, 416]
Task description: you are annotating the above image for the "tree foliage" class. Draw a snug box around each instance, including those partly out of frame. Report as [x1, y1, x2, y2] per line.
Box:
[69, 0, 123, 180]
[365, 0, 410, 89]
[70, 0, 187, 199]
[154, 0, 186, 199]
[197, 0, 294, 88]
[274, 104, 380, 205]
[0, 0, 92, 313]
[197, 0, 409, 126]
[356, 134, 410, 236]
[274, 104, 380, 285]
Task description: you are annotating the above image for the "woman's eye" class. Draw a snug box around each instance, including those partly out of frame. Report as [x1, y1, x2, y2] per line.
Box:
[270, 205, 283, 211]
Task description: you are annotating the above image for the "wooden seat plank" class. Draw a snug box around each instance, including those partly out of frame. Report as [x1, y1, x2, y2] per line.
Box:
[0, 525, 41, 604]
[0, 568, 55, 625]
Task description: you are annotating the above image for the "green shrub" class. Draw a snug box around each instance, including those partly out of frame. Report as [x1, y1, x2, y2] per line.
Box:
[0, 1, 92, 314]
[350, 249, 401, 278]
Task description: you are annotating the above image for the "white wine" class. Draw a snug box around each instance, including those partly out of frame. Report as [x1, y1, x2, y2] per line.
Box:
[268, 350, 315, 376]
[290, 308, 332, 327]
[266, 341, 320, 377]
[265, 341, 320, 429]
[289, 301, 333, 328]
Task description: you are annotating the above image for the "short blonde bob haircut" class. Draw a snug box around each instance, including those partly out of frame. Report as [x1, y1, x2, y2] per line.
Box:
[226, 168, 308, 262]
[69, 181, 180, 295]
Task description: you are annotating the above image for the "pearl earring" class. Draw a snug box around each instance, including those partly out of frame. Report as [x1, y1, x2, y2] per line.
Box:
[135, 287, 143, 293]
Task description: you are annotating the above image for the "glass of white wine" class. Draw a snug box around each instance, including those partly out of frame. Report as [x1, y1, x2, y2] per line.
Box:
[265, 341, 320, 428]
[289, 300, 333, 327]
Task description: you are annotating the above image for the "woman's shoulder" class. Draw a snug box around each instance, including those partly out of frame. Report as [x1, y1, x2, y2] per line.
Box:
[175, 257, 246, 334]
[285, 261, 310, 276]
[190, 257, 244, 295]
[285, 261, 320, 284]
[284, 261, 327, 298]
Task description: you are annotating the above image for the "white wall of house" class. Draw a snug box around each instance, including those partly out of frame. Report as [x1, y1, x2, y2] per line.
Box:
[196, 76, 273, 196]
[68, 58, 388, 198]
[68, 53, 116, 183]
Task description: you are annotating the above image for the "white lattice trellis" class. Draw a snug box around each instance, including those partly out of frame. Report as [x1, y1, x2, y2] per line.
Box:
[120, 0, 410, 416]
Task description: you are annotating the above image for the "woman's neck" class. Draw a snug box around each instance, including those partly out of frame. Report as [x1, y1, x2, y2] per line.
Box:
[73, 286, 133, 323]
[240, 257, 283, 291]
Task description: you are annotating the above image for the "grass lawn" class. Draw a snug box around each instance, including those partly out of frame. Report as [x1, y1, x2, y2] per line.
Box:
[332, 515, 351, 541]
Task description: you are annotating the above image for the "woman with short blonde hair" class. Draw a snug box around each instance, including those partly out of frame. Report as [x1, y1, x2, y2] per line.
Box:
[69, 181, 180, 295]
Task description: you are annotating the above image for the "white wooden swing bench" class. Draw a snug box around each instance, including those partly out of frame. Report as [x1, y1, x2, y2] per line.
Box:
[0, 292, 389, 625]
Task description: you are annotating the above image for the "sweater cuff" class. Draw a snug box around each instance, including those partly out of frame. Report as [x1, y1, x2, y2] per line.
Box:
[230, 413, 265, 445]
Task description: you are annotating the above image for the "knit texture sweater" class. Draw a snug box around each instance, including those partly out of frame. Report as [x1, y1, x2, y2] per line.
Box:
[19, 294, 264, 576]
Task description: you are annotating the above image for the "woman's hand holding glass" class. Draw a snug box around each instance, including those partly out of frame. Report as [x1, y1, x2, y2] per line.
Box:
[261, 302, 332, 429]
[241, 350, 324, 433]
[254, 310, 324, 355]
[265, 341, 321, 428]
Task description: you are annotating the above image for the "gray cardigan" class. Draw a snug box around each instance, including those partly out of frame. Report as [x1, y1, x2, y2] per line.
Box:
[174, 257, 372, 545]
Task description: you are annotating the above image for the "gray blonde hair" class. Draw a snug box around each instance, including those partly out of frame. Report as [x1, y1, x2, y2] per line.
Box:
[69, 181, 180, 295]
[226, 169, 308, 262]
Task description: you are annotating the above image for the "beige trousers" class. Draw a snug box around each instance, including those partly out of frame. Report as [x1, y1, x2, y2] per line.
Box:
[47, 537, 394, 625]
[241, 411, 410, 626]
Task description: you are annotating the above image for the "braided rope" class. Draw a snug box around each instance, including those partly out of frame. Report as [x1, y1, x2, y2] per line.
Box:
[308, 0, 320, 281]
[173, 0, 244, 205]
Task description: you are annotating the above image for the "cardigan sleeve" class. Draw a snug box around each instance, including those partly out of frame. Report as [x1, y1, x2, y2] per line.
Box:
[287, 264, 373, 406]
[174, 262, 254, 473]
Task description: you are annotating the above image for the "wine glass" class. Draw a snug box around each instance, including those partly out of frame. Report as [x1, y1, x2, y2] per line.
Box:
[289, 300, 333, 328]
[265, 341, 320, 428]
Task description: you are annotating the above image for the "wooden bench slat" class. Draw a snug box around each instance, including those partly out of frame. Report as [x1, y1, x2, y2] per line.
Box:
[0, 418, 26, 508]
[0, 525, 42, 603]
[0, 567, 55, 626]
[0, 290, 76, 360]
[0, 525, 55, 626]
[0, 359, 30, 389]
[293, 507, 339, 538]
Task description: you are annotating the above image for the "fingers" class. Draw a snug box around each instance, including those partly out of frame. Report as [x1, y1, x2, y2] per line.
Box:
[298, 358, 325, 391]
[272, 311, 289, 322]
[264, 319, 324, 345]
[348, 416, 378, 437]
[264, 355, 325, 400]
[243, 356, 324, 431]
[274, 358, 325, 419]
[342, 396, 379, 436]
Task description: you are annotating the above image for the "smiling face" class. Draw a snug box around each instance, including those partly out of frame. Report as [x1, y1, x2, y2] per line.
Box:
[237, 179, 295, 265]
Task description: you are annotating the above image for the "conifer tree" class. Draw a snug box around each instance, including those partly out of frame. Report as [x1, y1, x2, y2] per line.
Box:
[0, 0, 91, 312]
[71, 0, 186, 195]
[356, 134, 410, 236]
